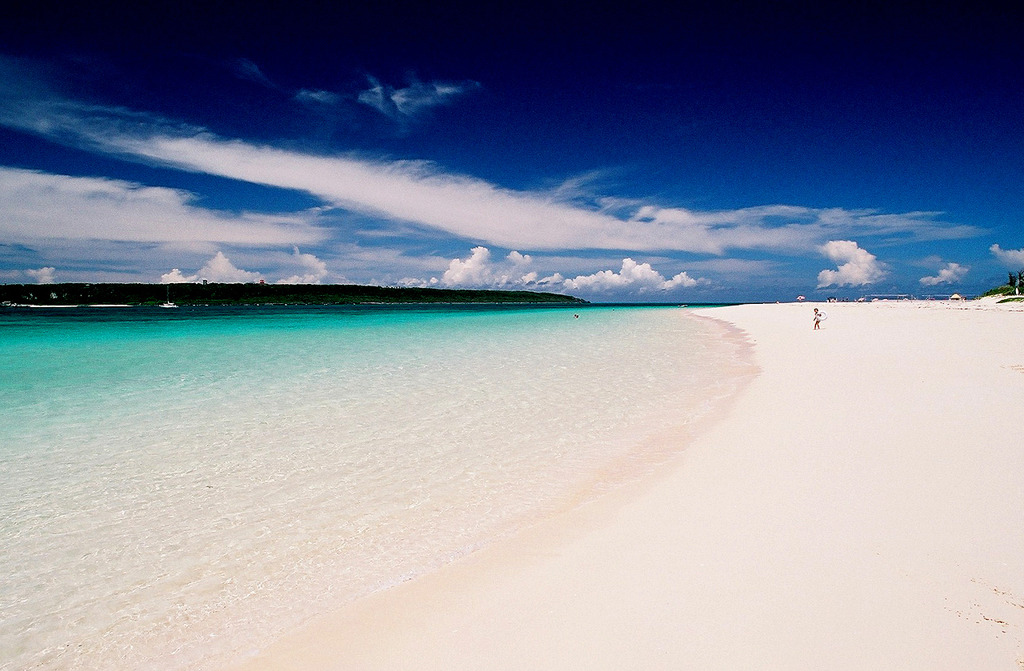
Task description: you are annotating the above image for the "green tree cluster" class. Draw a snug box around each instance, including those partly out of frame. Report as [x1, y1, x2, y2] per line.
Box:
[0, 283, 586, 306]
[1007, 271, 1024, 295]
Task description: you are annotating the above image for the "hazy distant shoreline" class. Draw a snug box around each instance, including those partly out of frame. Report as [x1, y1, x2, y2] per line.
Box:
[0, 282, 586, 307]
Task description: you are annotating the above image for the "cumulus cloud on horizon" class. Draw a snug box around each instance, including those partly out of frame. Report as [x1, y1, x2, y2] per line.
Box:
[429, 246, 704, 295]
[161, 251, 263, 283]
[277, 247, 330, 284]
[161, 248, 331, 285]
[920, 262, 969, 286]
[816, 240, 885, 288]
[559, 259, 701, 293]
[436, 246, 535, 288]
[26, 266, 55, 284]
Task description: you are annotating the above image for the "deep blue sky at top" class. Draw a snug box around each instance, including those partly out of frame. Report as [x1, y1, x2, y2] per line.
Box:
[0, 0, 1021, 300]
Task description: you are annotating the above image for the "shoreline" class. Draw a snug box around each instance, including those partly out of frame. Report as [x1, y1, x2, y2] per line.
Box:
[227, 301, 1024, 670]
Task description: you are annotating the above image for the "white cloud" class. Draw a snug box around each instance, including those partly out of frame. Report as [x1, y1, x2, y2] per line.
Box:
[76, 129, 974, 257]
[440, 246, 494, 285]
[203, 252, 263, 282]
[160, 268, 194, 284]
[160, 251, 262, 283]
[919, 262, 969, 286]
[0, 167, 325, 246]
[439, 246, 535, 287]
[277, 247, 329, 284]
[129, 136, 651, 251]
[561, 258, 701, 293]
[664, 270, 701, 289]
[26, 266, 55, 283]
[990, 244, 1024, 267]
[430, 247, 703, 295]
[198, 251, 263, 282]
[625, 204, 982, 254]
[0, 90, 985, 257]
[816, 240, 886, 288]
[295, 89, 342, 106]
[358, 76, 479, 119]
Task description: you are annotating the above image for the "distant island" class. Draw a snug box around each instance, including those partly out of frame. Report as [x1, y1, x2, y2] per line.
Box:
[0, 282, 586, 307]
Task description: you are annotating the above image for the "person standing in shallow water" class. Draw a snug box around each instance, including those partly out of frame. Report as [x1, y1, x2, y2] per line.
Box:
[813, 308, 822, 330]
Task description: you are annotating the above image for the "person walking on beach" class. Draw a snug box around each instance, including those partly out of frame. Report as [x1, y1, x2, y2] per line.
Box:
[813, 308, 822, 330]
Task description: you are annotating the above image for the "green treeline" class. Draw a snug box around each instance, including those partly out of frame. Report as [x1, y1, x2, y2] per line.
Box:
[981, 270, 1024, 299]
[0, 283, 586, 306]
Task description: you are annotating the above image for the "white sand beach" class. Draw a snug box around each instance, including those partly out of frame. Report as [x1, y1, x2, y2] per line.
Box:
[229, 300, 1024, 671]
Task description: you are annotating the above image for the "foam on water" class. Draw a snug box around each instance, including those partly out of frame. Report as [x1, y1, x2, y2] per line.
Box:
[0, 305, 749, 670]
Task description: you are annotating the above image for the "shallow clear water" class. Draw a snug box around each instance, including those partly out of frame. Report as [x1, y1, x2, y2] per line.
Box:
[0, 304, 747, 670]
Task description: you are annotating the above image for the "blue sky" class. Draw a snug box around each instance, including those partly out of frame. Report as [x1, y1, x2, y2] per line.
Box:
[1, 1, 1022, 301]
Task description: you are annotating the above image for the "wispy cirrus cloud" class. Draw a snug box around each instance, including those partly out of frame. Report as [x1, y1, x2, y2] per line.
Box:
[0, 61, 992, 295]
[357, 76, 480, 120]
[228, 57, 345, 108]
[0, 96, 981, 258]
[626, 204, 983, 254]
[223, 58, 476, 119]
[229, 58, 282, 91]
[294, 89, 342, 106]
[0, 166, 325, 246]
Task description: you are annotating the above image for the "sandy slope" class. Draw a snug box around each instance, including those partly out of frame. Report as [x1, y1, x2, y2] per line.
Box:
[229, 300, 1024, 671]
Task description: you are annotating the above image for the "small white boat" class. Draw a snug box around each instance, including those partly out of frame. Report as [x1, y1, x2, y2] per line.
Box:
[160, 286, 178, 308]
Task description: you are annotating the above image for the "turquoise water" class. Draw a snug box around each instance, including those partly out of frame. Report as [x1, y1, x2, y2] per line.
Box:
[0, 305, 748, 670]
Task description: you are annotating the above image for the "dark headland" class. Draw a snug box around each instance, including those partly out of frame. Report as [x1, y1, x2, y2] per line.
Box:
[0, 283, 586, 306]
